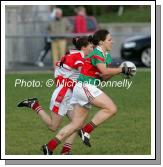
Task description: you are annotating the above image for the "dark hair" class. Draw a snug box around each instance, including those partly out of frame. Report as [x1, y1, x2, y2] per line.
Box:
[92, 29, 110, 45]
[72, 36, 93, 50]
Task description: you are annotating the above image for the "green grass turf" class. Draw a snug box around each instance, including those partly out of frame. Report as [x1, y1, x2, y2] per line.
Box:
[5, 70, 151, 155]
[96, 6, 151, 23]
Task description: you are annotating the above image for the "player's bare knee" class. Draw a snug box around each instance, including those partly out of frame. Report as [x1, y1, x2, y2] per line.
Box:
[110, 104, 117, 115]
[49, 124, 59, 132]
[106, 104, 117, 115]
[49, 126, 57, 132]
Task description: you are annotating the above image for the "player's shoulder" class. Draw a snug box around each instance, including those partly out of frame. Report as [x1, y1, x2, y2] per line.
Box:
[69, 50, 83, 59]
[90, 48, 103, 57]
[87, 48, 104, 61]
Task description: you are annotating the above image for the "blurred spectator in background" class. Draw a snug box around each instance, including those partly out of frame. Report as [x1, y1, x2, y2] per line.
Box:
[35, 8, 55, 67]
[74, 6, 87, 33]
[47, 8, 73, 68]
[48, 7, 56, 21]
[35, 37, 51, 67]
[35, 8, 56, 67]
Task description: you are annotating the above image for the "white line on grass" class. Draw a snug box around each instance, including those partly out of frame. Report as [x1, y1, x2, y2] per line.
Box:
[6, 68, 151, 75]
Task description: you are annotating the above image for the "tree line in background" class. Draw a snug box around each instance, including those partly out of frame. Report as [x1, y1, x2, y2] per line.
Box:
[50, 5, 150, 17]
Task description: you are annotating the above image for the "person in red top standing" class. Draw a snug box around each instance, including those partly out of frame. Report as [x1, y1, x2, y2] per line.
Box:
[74, 6, 87, 33]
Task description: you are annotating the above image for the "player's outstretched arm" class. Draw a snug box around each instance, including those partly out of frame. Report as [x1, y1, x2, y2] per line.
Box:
[96, 63, 122, 77]
[97, 63, 134, 80]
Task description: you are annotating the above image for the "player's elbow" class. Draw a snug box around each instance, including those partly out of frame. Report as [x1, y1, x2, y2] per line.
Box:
[101, 74, 112, 80]
[100, 70, 109, 76]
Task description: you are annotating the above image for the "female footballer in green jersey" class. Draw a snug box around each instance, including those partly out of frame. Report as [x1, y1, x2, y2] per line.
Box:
[41, 29, 134, 154]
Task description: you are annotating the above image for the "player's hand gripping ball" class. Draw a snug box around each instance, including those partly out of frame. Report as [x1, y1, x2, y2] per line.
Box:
[120, 61, 136, 78]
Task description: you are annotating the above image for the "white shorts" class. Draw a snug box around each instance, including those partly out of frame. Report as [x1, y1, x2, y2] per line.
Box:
[50, 84, 73, 116]
[70, 82, 103, 109]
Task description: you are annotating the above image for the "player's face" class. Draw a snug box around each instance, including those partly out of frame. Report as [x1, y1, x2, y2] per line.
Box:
[82, 43, 93, 56]
[103, 34, 113, 51]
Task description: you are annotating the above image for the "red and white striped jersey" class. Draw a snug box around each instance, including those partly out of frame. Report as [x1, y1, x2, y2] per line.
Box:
[55, 50, 84, 81]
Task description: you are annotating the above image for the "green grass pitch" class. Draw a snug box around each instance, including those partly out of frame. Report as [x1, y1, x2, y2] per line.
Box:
[5, 70, 151, 155]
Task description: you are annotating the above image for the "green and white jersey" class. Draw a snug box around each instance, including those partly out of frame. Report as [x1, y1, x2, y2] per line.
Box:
[78, 46, 112, 86]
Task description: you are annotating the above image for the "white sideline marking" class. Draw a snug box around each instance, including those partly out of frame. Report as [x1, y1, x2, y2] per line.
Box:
[6, 68, 151, 75]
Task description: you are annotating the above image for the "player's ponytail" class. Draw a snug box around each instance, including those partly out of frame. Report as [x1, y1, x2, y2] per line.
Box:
[59, 56, 66, 67]
[87, 35, 93, 43]
[72, 37, 79, 47]
[72, 36, 93, 50]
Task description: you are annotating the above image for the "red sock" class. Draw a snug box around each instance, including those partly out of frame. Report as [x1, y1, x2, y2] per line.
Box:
[31, 102, 42, 114]
[60, 143, 72, 154]
[82, 121, 97, 134]
[47, 138, 61, 152]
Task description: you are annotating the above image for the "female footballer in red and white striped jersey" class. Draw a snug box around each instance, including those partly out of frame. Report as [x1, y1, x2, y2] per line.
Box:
[41, 29, 135, 155]
[17, 36, 93, 155]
